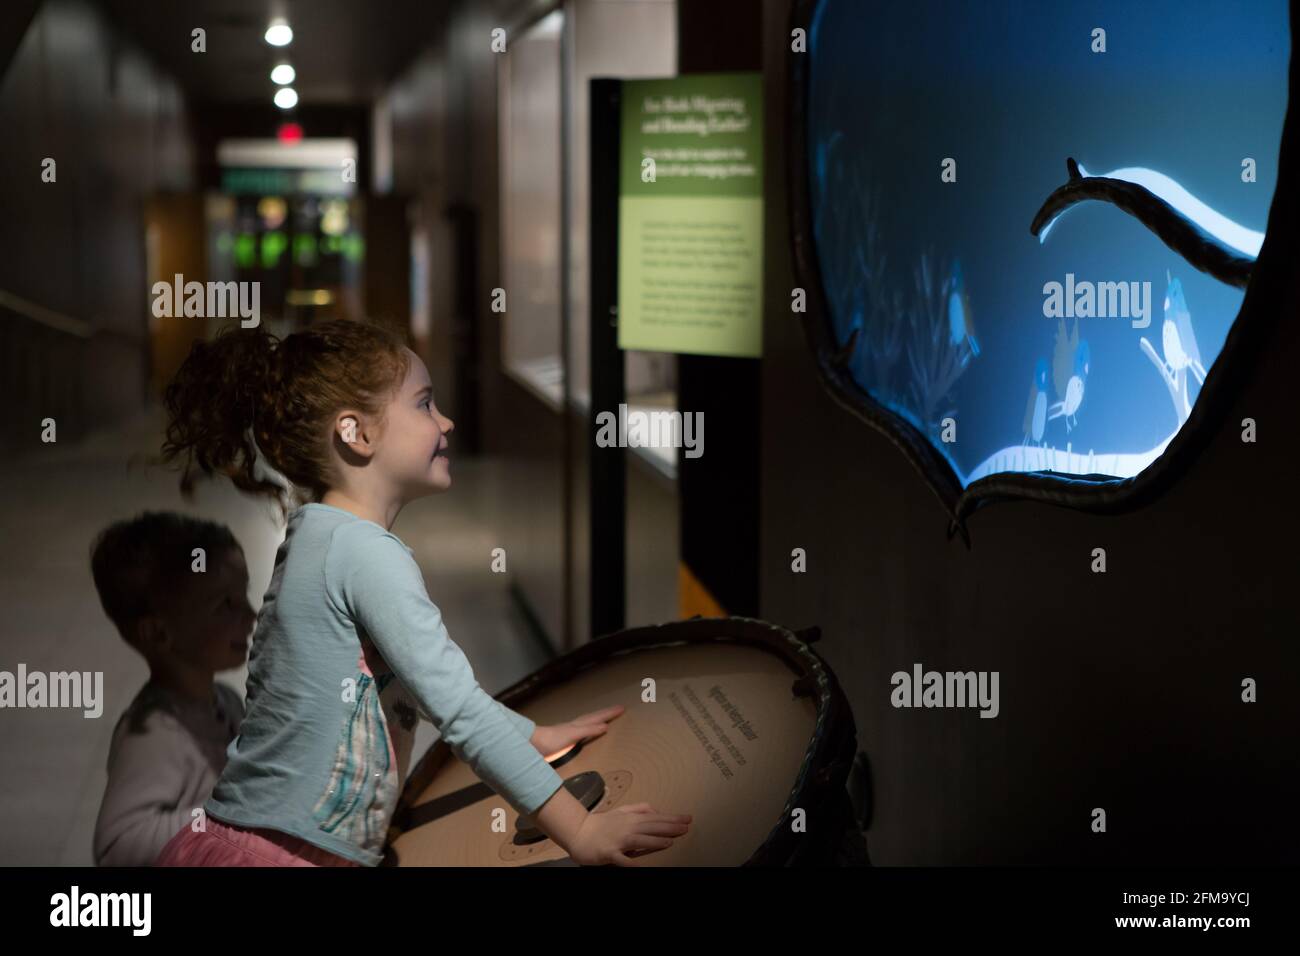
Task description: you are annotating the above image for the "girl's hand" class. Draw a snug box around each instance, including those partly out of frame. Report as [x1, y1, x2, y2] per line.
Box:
[531, 705, 625, 758]
[569, 803, 692, 866]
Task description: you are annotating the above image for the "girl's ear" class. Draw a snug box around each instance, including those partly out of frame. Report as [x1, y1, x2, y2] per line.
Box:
[333, 412, 375, 457]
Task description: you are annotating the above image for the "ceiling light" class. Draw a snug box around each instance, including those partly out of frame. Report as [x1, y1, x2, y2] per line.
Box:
[265, 20, 293, 47]
[274, 87, 298, 109]
[271, 64, 296, 85]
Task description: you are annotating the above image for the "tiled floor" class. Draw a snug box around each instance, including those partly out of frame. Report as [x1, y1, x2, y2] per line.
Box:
[0, 403, 555, 865]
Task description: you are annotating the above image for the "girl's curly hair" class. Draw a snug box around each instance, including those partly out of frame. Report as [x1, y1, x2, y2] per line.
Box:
[160, 319, 411, 522]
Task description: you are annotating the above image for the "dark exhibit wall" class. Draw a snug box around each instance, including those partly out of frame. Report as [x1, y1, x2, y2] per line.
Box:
[0, 0, 195, 450]
[760, 0, 1299, 864]
[676, 4, 764, 621]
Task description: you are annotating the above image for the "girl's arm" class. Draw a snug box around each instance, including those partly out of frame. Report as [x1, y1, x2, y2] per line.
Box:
[326, 525, 565, 821]
[490, 699, 537, 744]
[327, 525, 690, 863]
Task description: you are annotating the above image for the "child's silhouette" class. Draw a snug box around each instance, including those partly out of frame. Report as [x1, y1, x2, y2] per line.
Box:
[89, 512, 254, 866]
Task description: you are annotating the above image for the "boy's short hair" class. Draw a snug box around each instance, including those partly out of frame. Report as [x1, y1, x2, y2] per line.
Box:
[89, 511, 241, 643]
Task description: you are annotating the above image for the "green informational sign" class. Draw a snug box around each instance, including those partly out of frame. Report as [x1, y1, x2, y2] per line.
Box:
[618, 73, 763, 358]
[220, 167, 353, 196]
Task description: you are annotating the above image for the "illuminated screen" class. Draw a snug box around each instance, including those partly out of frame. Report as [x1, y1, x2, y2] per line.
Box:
[807, 0, 1288, 486]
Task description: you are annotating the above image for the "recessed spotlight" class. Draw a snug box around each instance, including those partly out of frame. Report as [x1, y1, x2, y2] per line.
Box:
[271, 64, 296, 85]
[265, 19, 293, 47]
[274, 87, 298, 109]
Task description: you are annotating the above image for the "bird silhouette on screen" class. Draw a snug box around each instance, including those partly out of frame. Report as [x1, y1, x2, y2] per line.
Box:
[1023, 358, 1049, 447]
[1048, 318, 1089, 434]
[947, 260, 981, 357]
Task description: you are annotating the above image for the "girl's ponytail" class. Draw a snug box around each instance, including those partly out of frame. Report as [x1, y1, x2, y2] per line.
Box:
[161, 323, 287, 511]
[158, 318, 411, 523]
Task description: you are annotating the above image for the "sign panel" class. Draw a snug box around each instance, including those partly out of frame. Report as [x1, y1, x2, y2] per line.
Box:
[618, 73, 764, 358]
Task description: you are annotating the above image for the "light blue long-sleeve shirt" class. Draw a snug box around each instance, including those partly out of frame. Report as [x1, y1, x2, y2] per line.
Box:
[204, 503, 563, 866]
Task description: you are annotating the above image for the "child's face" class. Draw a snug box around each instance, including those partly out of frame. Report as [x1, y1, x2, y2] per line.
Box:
[376, 348, 455, 497]
[152, 547, 256, 673]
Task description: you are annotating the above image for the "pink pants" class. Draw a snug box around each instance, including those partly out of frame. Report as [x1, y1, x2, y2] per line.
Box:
[154, 816, 363, 867]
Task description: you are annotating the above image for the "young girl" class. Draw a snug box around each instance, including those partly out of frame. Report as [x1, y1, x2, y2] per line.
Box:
[152, 319, 690, 866]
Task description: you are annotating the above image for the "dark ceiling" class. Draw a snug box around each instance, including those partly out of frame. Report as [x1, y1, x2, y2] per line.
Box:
[98, 0, 451, 106]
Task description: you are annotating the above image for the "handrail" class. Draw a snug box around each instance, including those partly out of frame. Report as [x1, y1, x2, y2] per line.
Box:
[0, 288, 93, 338]
[0, 288, 144, 343]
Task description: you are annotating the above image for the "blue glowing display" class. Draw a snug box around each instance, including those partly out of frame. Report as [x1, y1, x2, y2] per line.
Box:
[807, 0, 1288, 485]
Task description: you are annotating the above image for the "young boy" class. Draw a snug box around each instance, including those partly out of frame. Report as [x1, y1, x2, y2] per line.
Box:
[89, 511, 255, 866]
